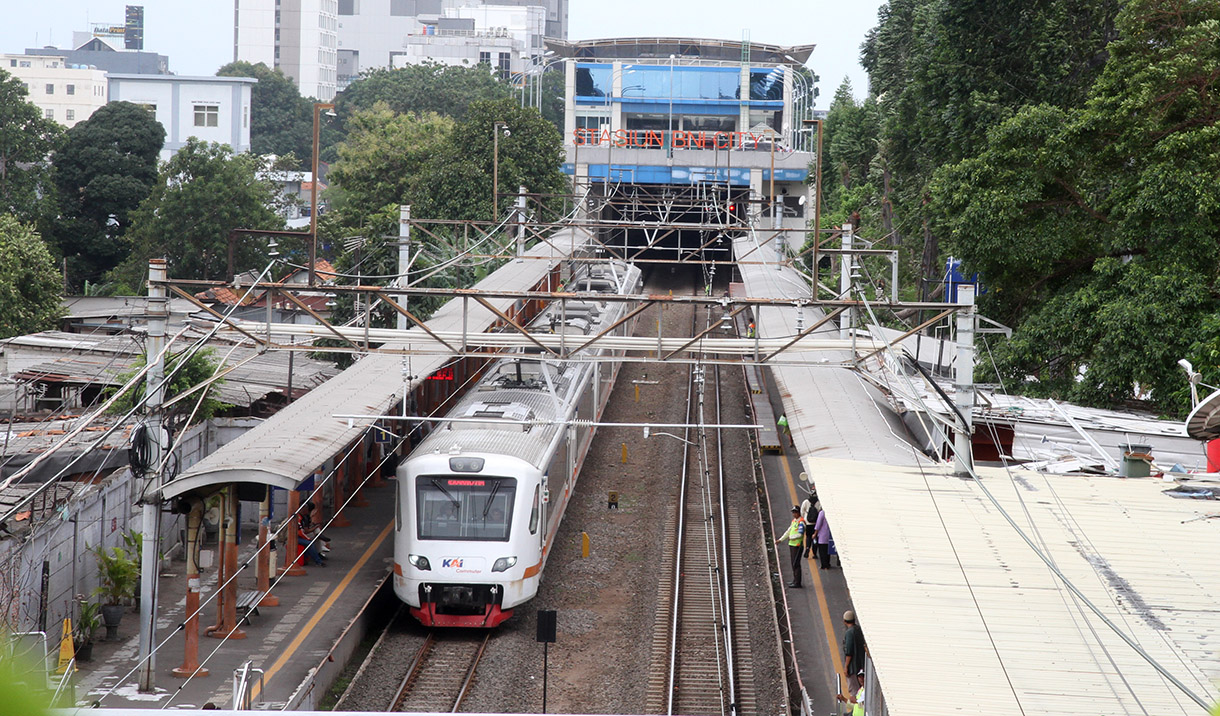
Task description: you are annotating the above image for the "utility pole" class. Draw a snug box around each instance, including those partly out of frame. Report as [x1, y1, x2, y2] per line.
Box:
[954, 284, 976, 476]
[138, 258, 168, 692]
[839, 224, 853, 340]
[516, 186, 527, 257]
[397, 205, 411, 331]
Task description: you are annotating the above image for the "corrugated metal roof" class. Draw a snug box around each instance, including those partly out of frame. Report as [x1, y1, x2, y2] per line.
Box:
[814, 457, 1220, 715]
[162, 230, 583, 499]
[733, 235, 923, 466]
[9, 334, 339, 408]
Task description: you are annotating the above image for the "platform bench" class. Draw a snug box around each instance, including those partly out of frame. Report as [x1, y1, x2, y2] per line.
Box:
[236, 590, 264, 626]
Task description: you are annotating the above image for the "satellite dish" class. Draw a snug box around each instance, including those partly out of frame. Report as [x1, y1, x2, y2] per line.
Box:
[1184, 387, 1220, 440]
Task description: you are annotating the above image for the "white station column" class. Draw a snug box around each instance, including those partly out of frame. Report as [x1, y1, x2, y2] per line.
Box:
[954, 284, 977, 476]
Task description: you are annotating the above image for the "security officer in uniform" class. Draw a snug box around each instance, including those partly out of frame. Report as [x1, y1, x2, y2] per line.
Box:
[774, 505, 806, 588]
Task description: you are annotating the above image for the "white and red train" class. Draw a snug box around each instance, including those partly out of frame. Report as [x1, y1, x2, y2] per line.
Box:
[392, 259, 642, 627]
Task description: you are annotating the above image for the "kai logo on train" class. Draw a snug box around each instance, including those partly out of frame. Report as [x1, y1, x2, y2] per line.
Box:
[442, 558, 464, 568]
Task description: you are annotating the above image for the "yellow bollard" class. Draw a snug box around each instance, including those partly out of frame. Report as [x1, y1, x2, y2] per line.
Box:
[581, 531, 590, 558]
[634, 383, 640, 402]
[621, 443, 627, 463]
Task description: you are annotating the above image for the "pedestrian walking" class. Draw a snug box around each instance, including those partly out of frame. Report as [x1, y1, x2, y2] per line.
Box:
[774, 505, 805, 588]
[813, 508, 832, 569]
[841, 610, 866, 685]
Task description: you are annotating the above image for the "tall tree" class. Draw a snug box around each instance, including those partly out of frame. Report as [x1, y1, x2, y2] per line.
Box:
[337, 62, 514, 120]
[113, 138, 286, 288]
[857, 0, 1122, 289]
[929, 0, 1220, 411]
[0, 214, 64, 339]
[51, 101, 165, 287]
[0, 69, 61, 224]
[327, 104, 457, 219]
[218, 61, 312, 165]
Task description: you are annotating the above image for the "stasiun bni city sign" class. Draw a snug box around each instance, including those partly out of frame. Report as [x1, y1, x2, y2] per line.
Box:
[572, 128, 777, 150]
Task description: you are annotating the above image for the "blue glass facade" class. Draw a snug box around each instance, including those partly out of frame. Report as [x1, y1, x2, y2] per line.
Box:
[575, 63, 783, 107]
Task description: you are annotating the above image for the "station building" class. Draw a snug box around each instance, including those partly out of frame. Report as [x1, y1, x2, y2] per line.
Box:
[552, 37, 816, 260]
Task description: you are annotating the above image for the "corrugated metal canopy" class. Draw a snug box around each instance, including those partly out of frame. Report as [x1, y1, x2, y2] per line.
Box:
[733, 235, 923, 466]
[161, 231, 582, 500]
[814, 457, 1220, 715]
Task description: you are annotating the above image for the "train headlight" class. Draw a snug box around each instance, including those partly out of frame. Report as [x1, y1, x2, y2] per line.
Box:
[491, 556, 518, 573]
[407, 554, 431, 571]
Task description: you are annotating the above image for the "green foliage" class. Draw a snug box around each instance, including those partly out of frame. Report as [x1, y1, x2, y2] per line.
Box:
[328, 105, 457, 219]
[337, 62, 514, 120]
[74, 599, 102, 646]
[90, 544, 138, 606]
[0, 647, 52, 714]
[113, 138, 286, 286]
[50, 101, 165, 287]
[0, 69, 61, 224]
[927, 0, 1220, 413]
[107, 347, 231, 423]
[219, 61, 313, 166]
[0, 215, 64, 339]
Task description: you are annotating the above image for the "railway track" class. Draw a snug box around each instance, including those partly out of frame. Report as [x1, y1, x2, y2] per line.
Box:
[334, 608, 490, 714]
[389, 630, 491, 713]
[646, 274, 757, 716]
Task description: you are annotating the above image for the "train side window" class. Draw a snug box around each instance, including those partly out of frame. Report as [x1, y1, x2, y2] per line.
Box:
[529, 484, 540, 534]
[395, 477, 401, 532]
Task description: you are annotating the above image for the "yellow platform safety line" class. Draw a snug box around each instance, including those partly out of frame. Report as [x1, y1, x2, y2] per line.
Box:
[252, 521, 394, 701]
[775, 445, 846, 694]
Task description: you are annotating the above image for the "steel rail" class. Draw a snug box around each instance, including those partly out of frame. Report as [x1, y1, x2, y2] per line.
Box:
[389, 633, 435, 712]
[451, 632, 491, 712]
[665, 293, 699, 716]
[713, 361, 739, 716]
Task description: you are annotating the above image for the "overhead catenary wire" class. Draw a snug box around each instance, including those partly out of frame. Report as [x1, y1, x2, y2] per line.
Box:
[0, 260, 282, 526]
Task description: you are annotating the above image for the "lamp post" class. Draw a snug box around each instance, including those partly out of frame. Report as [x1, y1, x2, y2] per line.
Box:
[310, 102, 336, 286]
[492, 121, 509, 218]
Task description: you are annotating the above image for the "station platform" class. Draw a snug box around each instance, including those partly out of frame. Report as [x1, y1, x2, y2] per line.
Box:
[73, 486, 396, 710]
[757, 370, 859, 716]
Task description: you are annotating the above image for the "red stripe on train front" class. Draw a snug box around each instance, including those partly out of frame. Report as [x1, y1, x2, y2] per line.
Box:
[410, 603, 514, 628]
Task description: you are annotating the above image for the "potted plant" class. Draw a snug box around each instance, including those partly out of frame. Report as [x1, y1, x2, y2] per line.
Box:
[74, 599, 102, 661]
[91, 544, 138, 640]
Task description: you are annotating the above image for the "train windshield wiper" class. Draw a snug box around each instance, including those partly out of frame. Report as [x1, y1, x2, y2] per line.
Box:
[431, 479, 460, 508]
[482, 479, 502, 518]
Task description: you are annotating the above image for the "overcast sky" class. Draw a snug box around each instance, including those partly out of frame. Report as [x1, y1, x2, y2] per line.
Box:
[1, 0, 883, 108]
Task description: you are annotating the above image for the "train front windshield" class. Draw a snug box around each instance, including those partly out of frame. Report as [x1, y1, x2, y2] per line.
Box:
[416, 476, 516, 541]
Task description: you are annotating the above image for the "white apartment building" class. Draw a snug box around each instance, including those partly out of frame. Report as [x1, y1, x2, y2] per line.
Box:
[107, 74, 256, 161]
[235, 0, 338, 100]
[1, 53, 108, 127]
[238, 0, 562, 93]
[391, 3, 543, 78]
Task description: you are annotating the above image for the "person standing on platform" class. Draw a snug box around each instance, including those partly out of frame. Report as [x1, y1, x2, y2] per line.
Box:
[774, 506, 805, 588]
[813, 507, 832, 569]
[841, 610, 866, 685]
[777, 414, 794, 447]
[835, 669, 866, 716]
[800, 489, 818, 558]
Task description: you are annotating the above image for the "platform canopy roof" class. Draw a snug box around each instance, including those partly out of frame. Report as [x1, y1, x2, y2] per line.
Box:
[160, 231, 583, 501]
[546, 37, 815, 65]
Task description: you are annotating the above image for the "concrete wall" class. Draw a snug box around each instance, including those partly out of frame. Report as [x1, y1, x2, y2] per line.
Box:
[0, 418, 261, 641]
[108, 76, 255, 160]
